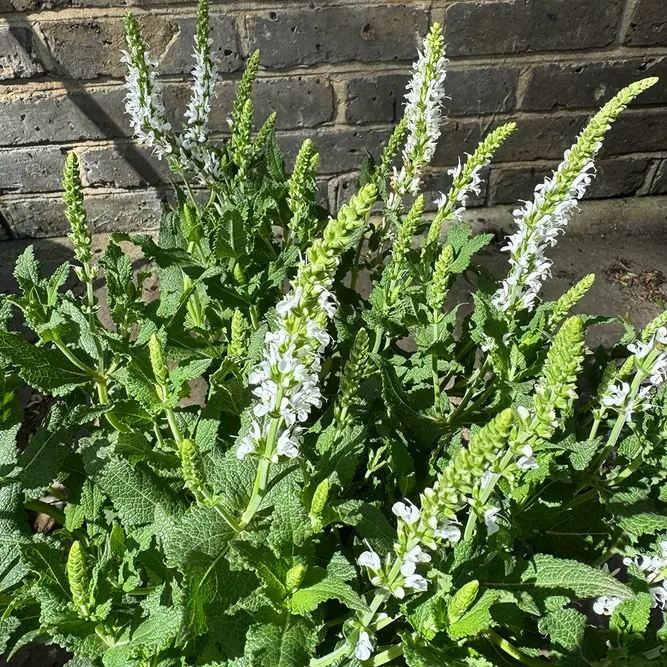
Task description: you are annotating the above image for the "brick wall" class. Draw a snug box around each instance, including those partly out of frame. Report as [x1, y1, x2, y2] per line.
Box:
[0, 0, 666, 238]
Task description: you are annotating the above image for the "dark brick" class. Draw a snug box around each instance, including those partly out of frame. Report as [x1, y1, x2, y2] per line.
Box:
[39, 16, 176, 79]
[623, 0, 667, 47]
[253, 77, 335, 128]
[0, 85, 129, 146]
[346, 67, 518, 124]
[431, 119, 483, 166]
[0, 146, 68, 194]
[345, 73, 410, 124]
[39, 14, 240, 80]
[278, 128, 393, 174]
[649, 160, 667, 194]
[447, 67, 519, 115]
[521, 58, 667, 111]
[246, 5, 429, 68]
[602, 110, 667, 156]
[2, 189, 168, 238]
[163, 76, 334, 132]
[489, 158, 651, 205]
[445, 0, 624, 56]
[0, 26, 45, 81]
[78, 142, 172, 189]
[494, 115, 589, 162]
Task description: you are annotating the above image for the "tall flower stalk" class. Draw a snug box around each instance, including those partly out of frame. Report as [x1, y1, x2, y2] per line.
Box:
[237, 184, 377, 528]
[388, 22, 447, 210]
[493, 78, 658, 314]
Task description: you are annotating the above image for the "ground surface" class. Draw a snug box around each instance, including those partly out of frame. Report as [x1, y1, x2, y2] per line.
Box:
[0, 194, 666, 665]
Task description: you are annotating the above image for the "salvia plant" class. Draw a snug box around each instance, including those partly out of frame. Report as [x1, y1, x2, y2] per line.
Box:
[1, 4, 667, 666]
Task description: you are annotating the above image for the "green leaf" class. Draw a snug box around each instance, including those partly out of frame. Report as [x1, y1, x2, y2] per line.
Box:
[0, 482, 29, 593]
[215, 206, 248, 260]
[290, 568, 367, 615]
[334, 500, 396, 554]
[82, 442, 180, 526]
[524, 554, 634, 600]
[371, 354, 444, 448]
[314, 423, 366, 490]
[448, 590, 501, 640]
[17, 398, 78, 499]
[618, 512, 667, 540]
[0, 331, 89, 396]
[0, 370, 22, 468]
[538, 607, 586, 651]
[268, 475, 312, 556]
[610, 592, 652, 642]
[244, 617, 317, 667]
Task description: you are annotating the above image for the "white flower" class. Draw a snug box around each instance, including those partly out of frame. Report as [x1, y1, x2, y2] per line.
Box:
[628, 338, 652, 360]
[484, 507, 501, 535]
[517, 444, 538, 469]
[601, 381, 630, 407]
[400, 560, 429, 593]
[593, 595, 622, 616]
[275, 426, 302, 460]
[651, 581, 667, 610]
[390, 27, 447, 200]
[355, 631, 374, 662]
[276, 286, 304, 317]
[392, 500, 421, 524]
[236, 421, 263, 460]
[432, 519, 461, 543]
[492, 150, 597, 313]
[357, 549, 382, 572]
[403, 544, 431, 564]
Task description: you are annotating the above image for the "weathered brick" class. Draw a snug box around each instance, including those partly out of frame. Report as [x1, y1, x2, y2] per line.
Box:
[444, 0, 624, 56]
[246, 5, 429, 68]
[432, 119, 484, 166]
[78, 142, 172, 189]
[0, 84, 129, 146]
[520, 58, 667, 111]
[489, 158, 651, 205]
[0, 26, 45, 81]
[163, 76, 334, 131]
[278, 128, 393, 174]
[623, 0, 667, 47]
[648, 160, 667, 195]
[2, 189, 167, 238]
[0, 146, 68, 194]
[494, 115, 589, 162]
[345, 73, 409, 124]
[346, 67, 518, 123]
[39, 14, 240, 80]
[602, 110, 667, 156]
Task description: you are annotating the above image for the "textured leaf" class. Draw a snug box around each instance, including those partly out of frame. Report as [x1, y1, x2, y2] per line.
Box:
[244, 618, 317, 667]
[448, 590, 501, 640]
[618, 512, 667, 540]
[0, 482, 29, 593]
[82, 443, 180, 526]
[334, 500, 396, 554]
[0, 331, 89, 396]
[17, 398, 78, 498]
[524, 554, 634, 600]
[290, 569, 367, 615]
[0, 370, 21, 468]
[268, 476, 311, 556]
[538, 607, 586, 651]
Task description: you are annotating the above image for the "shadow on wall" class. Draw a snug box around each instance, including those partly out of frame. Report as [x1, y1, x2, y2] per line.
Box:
[0, 14, 164, 241]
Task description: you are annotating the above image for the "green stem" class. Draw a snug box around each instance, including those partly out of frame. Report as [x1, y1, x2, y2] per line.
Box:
[249, 305, 260, 331]
[310, 643, 350, 667]
[371, 645, 403, 666]
[372, 330, 383, 355]
[166, 408, 183, 445]
[96, 380, 128, 433]
[463, 449, 514, 541]
[53, 337, 99, 378]
[431, 316, 441, 414]
[239, 387, 285, 529]
[201, 488, 242, 534]
[485, 629, 550, 667]
[589, 418, 601, 440]
[24, 499, 66, 525]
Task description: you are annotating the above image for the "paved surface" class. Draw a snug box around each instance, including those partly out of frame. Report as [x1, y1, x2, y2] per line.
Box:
[0, 195, 666, 664]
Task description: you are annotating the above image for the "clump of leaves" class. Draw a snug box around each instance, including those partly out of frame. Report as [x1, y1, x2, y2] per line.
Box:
[1, 5, 666, 667]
